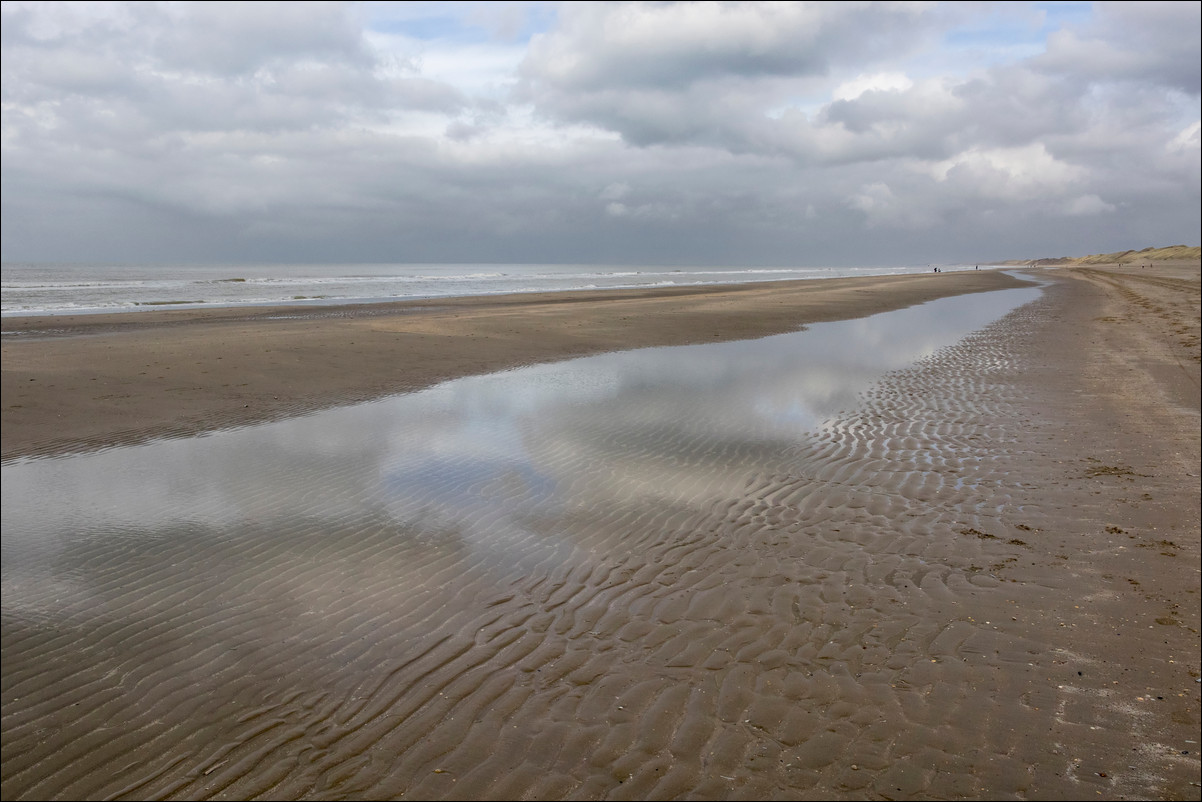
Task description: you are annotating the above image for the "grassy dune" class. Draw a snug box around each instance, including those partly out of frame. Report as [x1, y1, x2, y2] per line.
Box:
[999, 244, 1200, 266]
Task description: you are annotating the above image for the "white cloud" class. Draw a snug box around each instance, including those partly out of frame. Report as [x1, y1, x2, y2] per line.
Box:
[1, 1, 1198, 265]
[930, 144, 1088, 199]
[1169, 121, 1201, 152]
[832, 72, 914, 102]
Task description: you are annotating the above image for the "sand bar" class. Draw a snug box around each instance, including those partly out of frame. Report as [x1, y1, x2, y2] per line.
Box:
[2, 270, 1024, 461]
[2, 264, 1199, 800]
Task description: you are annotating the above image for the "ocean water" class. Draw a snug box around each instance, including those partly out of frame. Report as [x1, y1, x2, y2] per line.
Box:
[0, 261, 983, 317]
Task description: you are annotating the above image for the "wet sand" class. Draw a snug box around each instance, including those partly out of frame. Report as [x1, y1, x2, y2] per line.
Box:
[2, 270, 1024, 461]
[2, 264, 1199, 800]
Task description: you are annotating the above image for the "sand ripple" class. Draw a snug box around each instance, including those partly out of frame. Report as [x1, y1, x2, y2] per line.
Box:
[3, 288, 1196, 800]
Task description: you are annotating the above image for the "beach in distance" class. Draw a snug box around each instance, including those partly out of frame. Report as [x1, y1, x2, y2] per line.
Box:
[1, 263, 1199, 800]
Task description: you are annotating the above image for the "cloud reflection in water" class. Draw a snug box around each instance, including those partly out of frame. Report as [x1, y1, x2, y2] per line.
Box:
[1, 284, 1041, 616]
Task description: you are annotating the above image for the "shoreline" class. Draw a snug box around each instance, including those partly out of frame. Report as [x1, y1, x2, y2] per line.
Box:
[0, 264, 997, 321]
[2, 262, 1198, 800]
[2, 270, 1026, 461]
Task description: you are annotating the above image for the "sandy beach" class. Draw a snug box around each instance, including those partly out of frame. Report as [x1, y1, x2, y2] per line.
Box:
[2, 265, 1199, 800]
[2, 270, 1025, 461]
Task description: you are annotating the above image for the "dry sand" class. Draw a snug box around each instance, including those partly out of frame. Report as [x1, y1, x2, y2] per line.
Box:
[1, 265, 1199, 800]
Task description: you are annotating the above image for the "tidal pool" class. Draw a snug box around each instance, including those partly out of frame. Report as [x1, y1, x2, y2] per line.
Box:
[3, 282, 1039, 593]
[1, 279, 1043, 802]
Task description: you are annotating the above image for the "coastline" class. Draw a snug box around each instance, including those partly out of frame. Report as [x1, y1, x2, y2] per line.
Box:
[2, 269, 1025, 461]
[2, 263, 1198, 800]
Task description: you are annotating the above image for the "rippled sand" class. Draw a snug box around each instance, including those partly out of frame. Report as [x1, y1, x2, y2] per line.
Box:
[2, 265, 1198, 800]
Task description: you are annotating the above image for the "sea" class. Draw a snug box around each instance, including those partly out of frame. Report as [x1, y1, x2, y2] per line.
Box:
[0, 261, 984, 318]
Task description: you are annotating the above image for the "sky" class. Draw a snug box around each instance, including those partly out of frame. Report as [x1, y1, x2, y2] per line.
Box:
[1, 1, 1199, 267]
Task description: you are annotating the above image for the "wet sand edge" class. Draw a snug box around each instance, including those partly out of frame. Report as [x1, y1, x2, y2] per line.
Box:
[2, 270, 1025, 461]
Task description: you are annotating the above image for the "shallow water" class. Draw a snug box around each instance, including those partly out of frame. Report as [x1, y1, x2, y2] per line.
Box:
[1, 261, 990, 316]
[2, 283, 1047, 800]
[2, 286, 1038, 582]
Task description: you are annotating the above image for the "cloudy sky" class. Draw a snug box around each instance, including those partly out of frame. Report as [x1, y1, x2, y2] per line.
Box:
[1, 1, 1198, 266]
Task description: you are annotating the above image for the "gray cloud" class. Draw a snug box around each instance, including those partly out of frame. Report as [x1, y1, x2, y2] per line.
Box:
[1, 1, 1198, 266]
[150, 1, 373, 76]
[1033, 1, 1201, 96]
[519, 1, 944, 92]
[514, 2, 954, 152]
